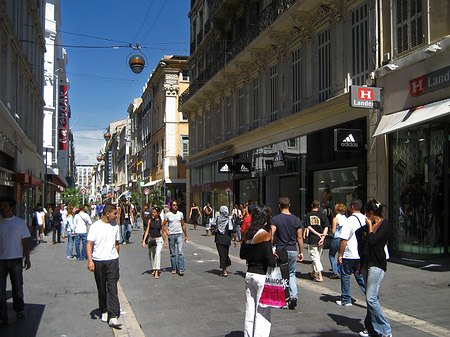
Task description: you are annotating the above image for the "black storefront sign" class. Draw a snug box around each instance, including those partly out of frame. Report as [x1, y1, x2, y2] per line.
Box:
[218, 162, 232, 173]
[334, 128, 363, 152]
[218, 161, 251, 174]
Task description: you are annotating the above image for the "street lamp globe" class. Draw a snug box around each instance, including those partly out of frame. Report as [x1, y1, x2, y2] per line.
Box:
[129, 55, 145, 74]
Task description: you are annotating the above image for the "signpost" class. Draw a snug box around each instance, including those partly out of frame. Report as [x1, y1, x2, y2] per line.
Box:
[144, 188, 150, 203]
[80, 187, 87, 205]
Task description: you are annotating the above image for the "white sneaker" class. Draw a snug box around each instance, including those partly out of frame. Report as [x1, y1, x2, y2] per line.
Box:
[336, 300, 352, 307]
[359, 330, 369, 337]
[108, 317, 121, 328]
[101, 312, 108, 322]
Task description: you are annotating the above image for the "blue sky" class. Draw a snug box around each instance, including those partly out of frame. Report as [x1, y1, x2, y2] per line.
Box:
[60, 0, 190, 164]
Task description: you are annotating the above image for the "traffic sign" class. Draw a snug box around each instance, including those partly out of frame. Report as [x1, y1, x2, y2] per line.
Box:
[144, 188, 150, 195]
[80, 188, 87, 195]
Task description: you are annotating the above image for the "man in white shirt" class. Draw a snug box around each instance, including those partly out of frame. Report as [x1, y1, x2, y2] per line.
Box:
[337, 199, 366, 306]
[87, 204, 122, 328]
[0, 197, 31, 325]
[162, 200, 188, 276]
[73, 205, 92, 261]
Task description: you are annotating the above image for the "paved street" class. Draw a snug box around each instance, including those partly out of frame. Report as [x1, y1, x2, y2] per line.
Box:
[1, 223, 450, 337]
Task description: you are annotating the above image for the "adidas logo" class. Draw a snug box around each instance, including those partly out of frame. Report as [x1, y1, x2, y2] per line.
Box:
[219, 164, 230, 172]
[341, 134, 358, 147]
[240, 164, 250, 173]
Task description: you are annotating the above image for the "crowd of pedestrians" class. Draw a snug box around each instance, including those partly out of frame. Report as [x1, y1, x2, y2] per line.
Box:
[0, 193, 392, 337]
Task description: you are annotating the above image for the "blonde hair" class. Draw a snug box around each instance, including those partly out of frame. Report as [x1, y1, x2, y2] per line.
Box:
[334, 203, 346, 215]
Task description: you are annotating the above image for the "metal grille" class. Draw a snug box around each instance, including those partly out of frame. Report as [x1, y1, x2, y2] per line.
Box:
[216, 103, 221, 141]
[318, 28, 330, 103]
[292, 47, 302, 113]
[270, 63, 278, 122]
[396, 0, 424, 54]
[252, 76, 259, 129]
[205, 108, 211, 145]
[226, 96, 232, 138]
[351, 3, 369, 86]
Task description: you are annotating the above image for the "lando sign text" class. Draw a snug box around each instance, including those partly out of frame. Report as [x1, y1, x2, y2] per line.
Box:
[350, 85, 381, 109]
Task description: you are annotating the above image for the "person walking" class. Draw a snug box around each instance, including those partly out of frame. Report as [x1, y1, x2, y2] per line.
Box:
[96, 202, 104, 220]
[142, 207, 167, 279]
[73, 205, 92, 261]
[33, 205, 46, 243]
[231, 204, 243, 241]
[305, 200, 329, 282]
[329, 203, 347, 279]
[189, 202, 201, 231]
[65, 206, 76, 259]
[211, 206, 237, 277]
[357, 200, 392, 337]
[270, 197, 304, 309]
[86, 204, 122, 328]
[52, 204, 63, 244]
[141, 203, 152, 235]
[117, 199, 134, 245]
[336, 199, 366, 306]
[203, 202, 213, 236]
[162, 200, 188, 276]
[240, 204, 276, 337]
[0, 197, 31, 325]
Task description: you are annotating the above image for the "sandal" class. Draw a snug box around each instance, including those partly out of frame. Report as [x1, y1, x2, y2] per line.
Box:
[314, 278, 323, 282]
[308, 272, 315, 280]
[154, 271, 159, 279]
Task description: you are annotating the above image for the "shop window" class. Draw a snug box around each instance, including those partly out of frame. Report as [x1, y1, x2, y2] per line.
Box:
[391, 127, 445, 255]
[313, 166, 360, 208]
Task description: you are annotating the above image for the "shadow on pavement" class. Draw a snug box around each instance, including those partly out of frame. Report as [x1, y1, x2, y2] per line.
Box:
[0, 303, 45, 337]
[389, 256, 450, 271]
[327, 313, 364, 333]
[90, 308, 102, 320]
[205, 269, 223, 276]
[225, 330, 244, 337]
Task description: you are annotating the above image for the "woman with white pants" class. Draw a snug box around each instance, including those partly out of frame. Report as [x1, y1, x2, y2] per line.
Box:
[240, 204, 276, 337]
[142, 207, 166, 279]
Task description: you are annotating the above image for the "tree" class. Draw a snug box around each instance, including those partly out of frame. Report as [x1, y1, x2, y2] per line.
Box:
[61, 187, 83, 206]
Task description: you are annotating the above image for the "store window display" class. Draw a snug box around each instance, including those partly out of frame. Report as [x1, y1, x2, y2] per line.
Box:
[391, 127, 446, 254]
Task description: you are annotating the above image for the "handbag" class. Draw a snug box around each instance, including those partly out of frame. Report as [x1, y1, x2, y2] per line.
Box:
[259, 266, 287, 308]
[148, 239, 157, 248]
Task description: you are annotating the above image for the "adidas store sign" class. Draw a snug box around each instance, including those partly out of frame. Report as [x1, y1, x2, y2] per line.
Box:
[334, 128, 362, 152]
[218, 162, 232, 173]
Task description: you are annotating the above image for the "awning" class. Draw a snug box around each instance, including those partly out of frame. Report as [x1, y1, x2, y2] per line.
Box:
[143, 179, 162, 187]
[373, 98, 450, 137]
[186, 145, 233, 169]
[165, 178, 186, 184]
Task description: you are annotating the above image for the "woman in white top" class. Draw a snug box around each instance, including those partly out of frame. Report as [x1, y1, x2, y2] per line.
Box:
[329, 203, 347, 279]
[34, 206, 46, 243]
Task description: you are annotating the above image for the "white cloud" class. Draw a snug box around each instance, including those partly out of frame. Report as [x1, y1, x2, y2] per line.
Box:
[72, 130, 105, 165]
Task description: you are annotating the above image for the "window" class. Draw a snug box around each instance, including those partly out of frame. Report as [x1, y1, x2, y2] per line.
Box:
[351, 3, 369, 86]
[180, 135, 189, 159]
[191, 116, 197, 152]
[205, 108, 211, 145]
[318, 28, 331, 102]
[181, 70, 189, 82]
[161, 139, 164, 161]
[292, 47, 302, 113]
[238, 86, 245, 133]
[270, 63, 278, 122]
[396, 0, 424, 54]
[226, 96, 232, 138]
[155, 142, 159, 167]
[215, 103, 222, 141]
[252, 76, 259, 129]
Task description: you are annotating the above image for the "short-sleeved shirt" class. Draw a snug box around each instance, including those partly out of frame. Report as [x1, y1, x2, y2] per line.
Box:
[272, 213, 302, 251]
[340, 213, 365, 259]
[165, 211, 184, 235]
[305, 210, 330, 245]
[87, 220, 121, 261]
[0, 216, 31, 259]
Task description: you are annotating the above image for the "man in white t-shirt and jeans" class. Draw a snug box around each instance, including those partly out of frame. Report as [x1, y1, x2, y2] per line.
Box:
[87, 204, 122, 328]
[162, 200, 188, 276]
[337, 199, 366, 306]
[0, 197, 31, 325]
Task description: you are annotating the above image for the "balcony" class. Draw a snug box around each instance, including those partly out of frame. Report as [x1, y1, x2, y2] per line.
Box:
[181, 0, 299, 109]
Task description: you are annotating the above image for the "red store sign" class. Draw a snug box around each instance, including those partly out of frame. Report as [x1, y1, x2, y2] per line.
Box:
[410, 65, 450, 96]
[58, 85, 69, 150]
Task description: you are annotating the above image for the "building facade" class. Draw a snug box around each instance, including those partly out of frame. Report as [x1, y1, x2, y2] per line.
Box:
[0, 0, 46, 224]
[182, 0, 450, 257]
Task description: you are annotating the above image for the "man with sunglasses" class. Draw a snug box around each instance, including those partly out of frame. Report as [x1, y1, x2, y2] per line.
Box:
[162, 200, 188, 276]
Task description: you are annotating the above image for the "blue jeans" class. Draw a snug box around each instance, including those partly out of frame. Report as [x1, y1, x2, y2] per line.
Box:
[287, 250, 298, 300]
[168, 234, 184, 272]
[362, 266, 392, 336]
[75, 233, 87, 260]
[340, 258, 365, 304]
[329, 238, 341, 276]
[121, 224, 131, 243]
[67, 233, 74, 258]
[0, 258, 24, 322]
[235, 225, 241, 241]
